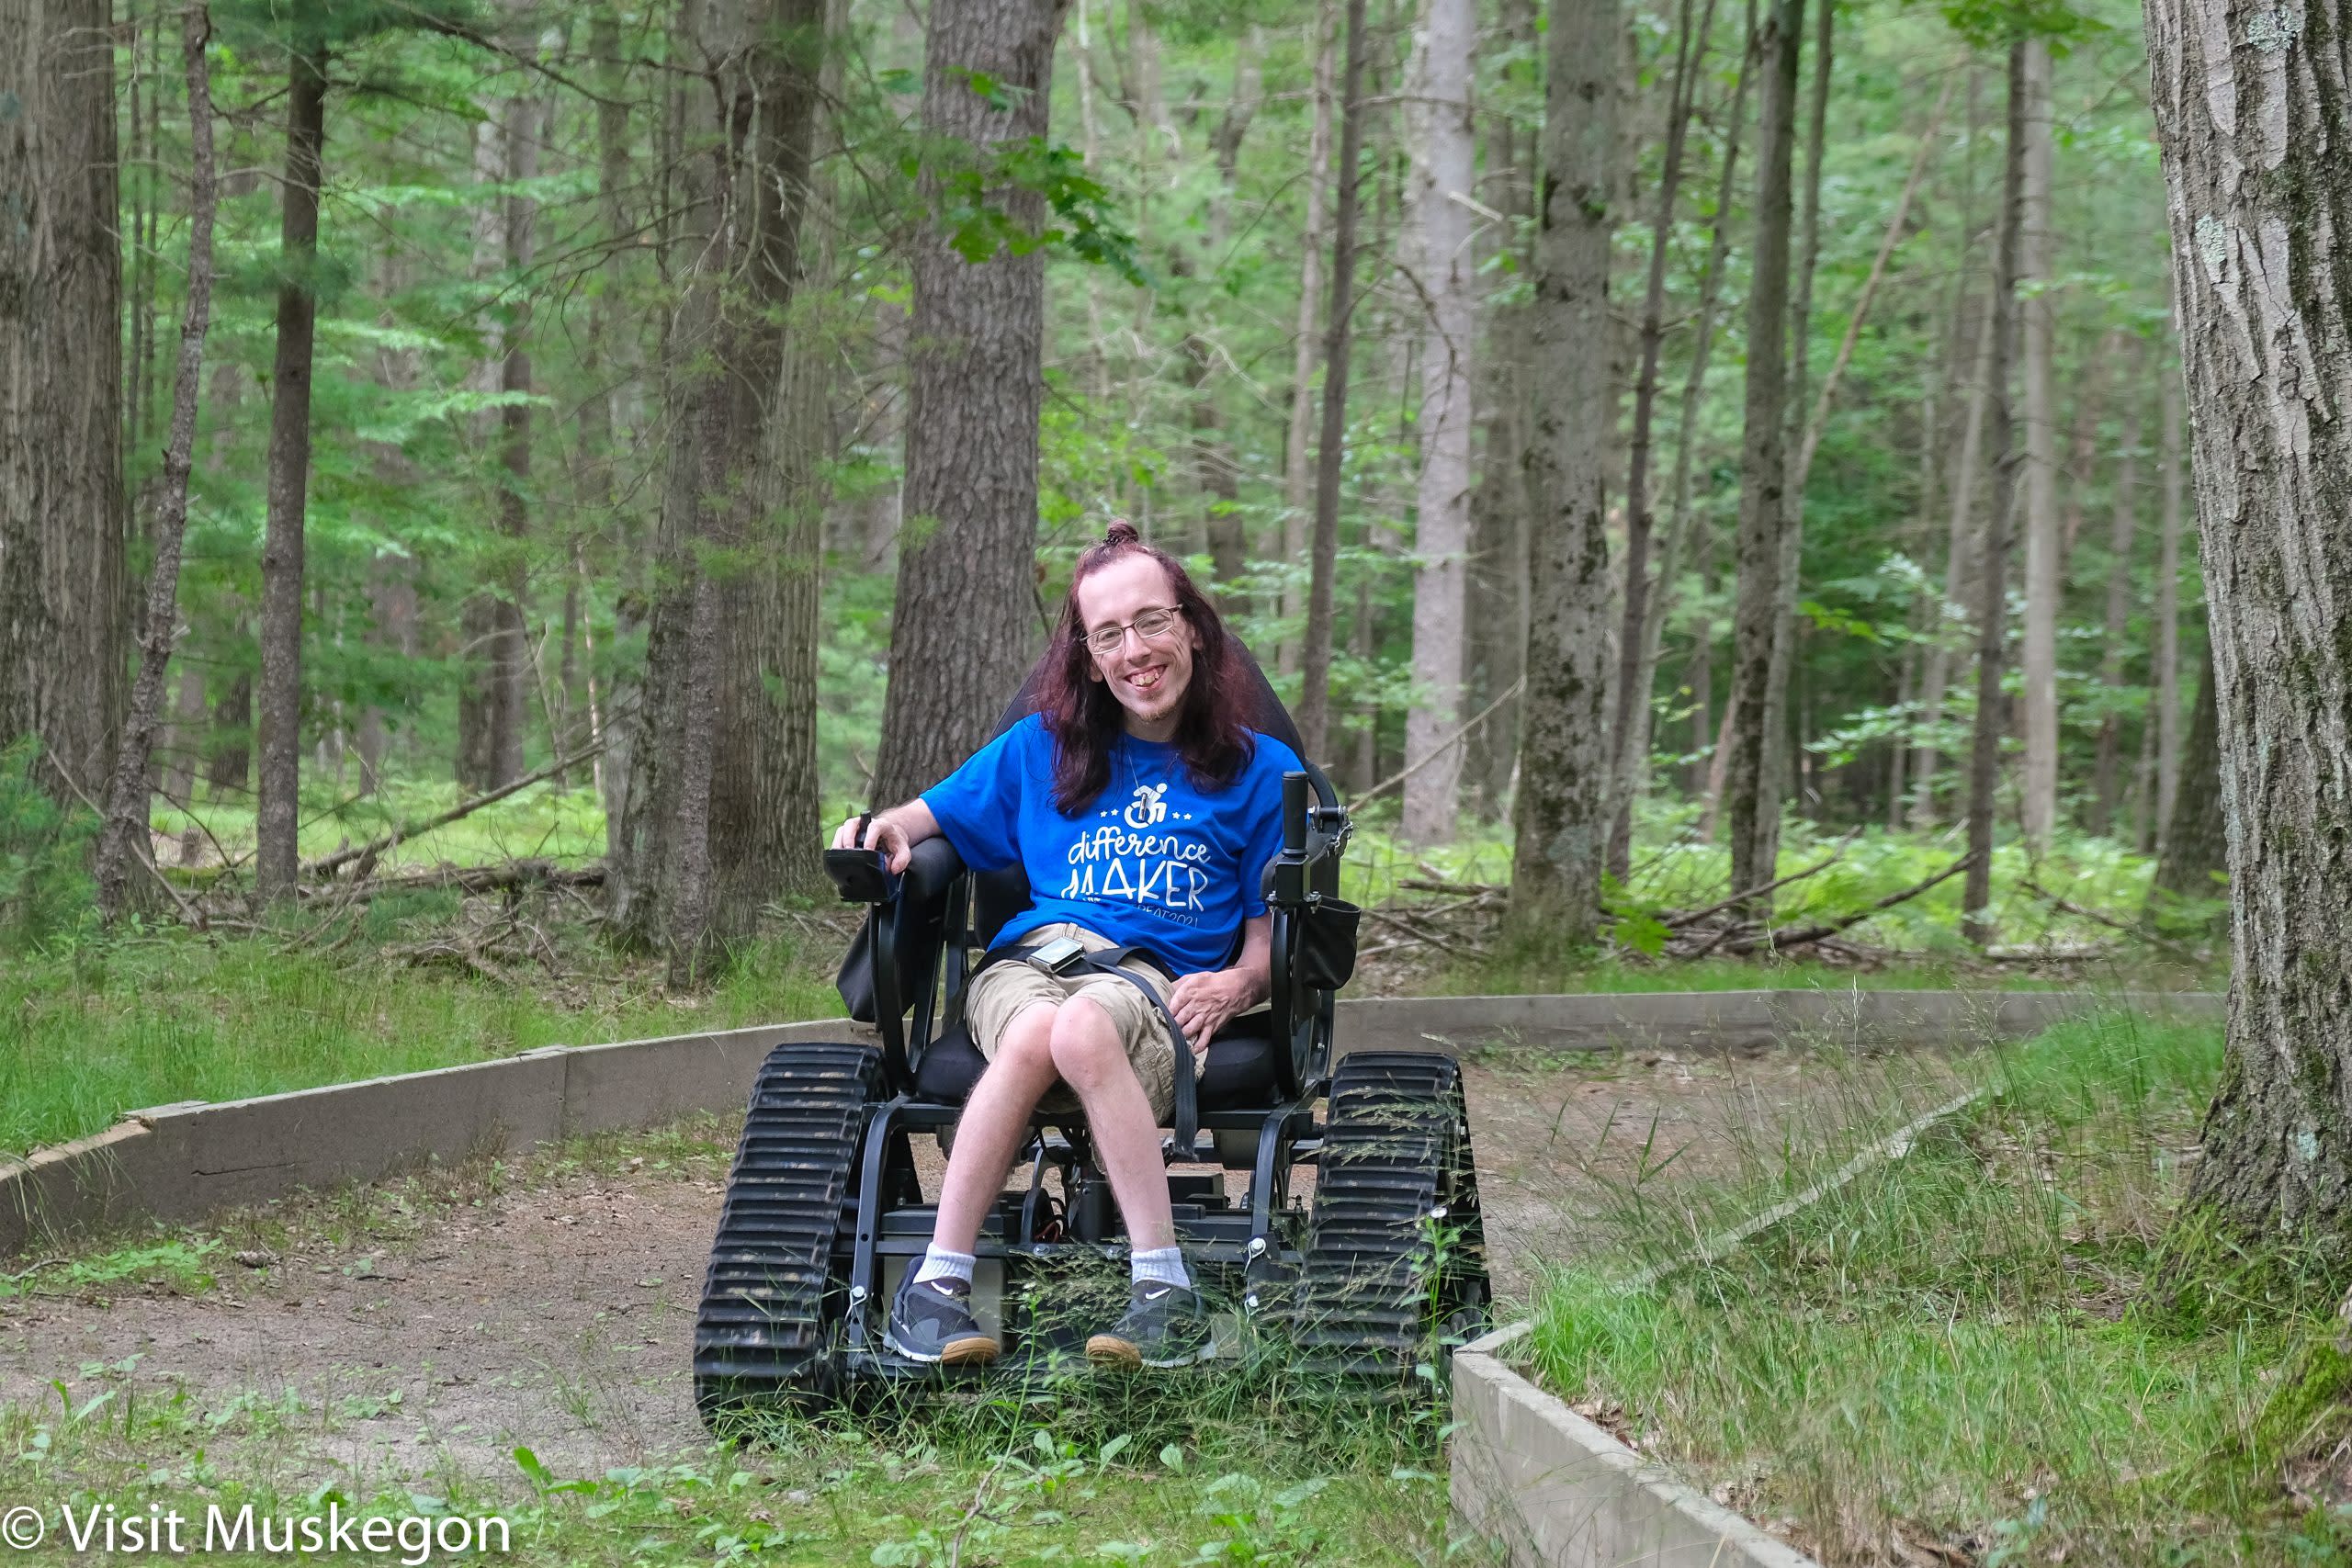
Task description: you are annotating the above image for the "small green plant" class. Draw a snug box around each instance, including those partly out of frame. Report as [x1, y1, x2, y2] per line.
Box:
[0, 738, 96, 953]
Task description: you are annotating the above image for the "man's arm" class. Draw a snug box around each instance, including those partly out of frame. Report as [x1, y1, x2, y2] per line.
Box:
[828, 798, 943, 875]
[1168, 913, 1272, 1043]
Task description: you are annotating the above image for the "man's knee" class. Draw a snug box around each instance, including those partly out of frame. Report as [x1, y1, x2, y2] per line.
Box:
[986, 1003, 1058, 1081]
[1046, 997, 1132, 1088]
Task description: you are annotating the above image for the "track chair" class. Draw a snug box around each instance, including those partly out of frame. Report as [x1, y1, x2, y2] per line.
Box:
[692, 640, 1489, 1416]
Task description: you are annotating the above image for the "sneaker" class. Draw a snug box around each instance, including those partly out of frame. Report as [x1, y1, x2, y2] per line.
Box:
[885, 1274, 999, 1366]
[1085, 1280, 1211, 1369]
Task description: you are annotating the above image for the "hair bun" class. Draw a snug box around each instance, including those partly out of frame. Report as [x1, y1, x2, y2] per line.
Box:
[1102, 519, 1141, 547]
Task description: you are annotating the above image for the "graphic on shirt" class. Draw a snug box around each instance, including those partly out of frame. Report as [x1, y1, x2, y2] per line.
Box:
[1124, 781, 1170, 829]
[1060, 781, 1209, 921]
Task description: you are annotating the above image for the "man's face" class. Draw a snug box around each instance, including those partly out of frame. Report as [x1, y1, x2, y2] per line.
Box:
[1077, 554, 1198, 740]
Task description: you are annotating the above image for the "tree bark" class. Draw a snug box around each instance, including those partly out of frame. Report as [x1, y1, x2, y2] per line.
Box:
[1911, 282, 1994, 826]
[1603, 0, 1718, 876]
[1278, 0, 1338, 680]
[2016, 36, 2059, 851]
[871, 0, 1071, 804]
[1721, 0, 1805, 911]
[2150, 637, 2224, 913]
[2154, 344, 2185, 855]
[1295, 0, 1371, 765]
[1398, 0, 1477, 845]
[1505, 0, 1620, 945]
[96, 5, 219, 922]
[0, 0, 127, 806]
[1961, 39, 2028, 948]
[2143, 0, 2352, 1241]
[1754, 0, 1830, 851]
[2090, 371, 2143, 836]
[254, 41, 329, 900]
[612, 0, 831, 962]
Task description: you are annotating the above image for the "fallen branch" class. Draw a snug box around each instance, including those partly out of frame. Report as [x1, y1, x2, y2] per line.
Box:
[2020, 878, 2201, 963]
[1663, 829, 1861, 931]
[303, 741, 604, 879]
[298, 860, 606, 898]
[44, 753, 222, 932]
[1724, 852, 1978, 955]
[1347, 675, 1524, 812]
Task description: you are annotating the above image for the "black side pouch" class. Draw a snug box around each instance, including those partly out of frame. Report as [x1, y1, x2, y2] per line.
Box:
[1295, 897, 1363, 991]
[835, 911, 879, 1022]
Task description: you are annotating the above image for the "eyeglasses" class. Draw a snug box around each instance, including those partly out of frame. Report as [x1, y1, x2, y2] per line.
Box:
[1084, 605, 1184, 658]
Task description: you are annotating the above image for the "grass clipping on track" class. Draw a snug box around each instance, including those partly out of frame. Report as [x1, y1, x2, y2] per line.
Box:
[1528, 1013, 2352, 1567]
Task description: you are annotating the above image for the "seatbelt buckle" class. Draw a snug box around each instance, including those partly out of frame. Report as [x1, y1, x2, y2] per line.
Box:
[1026, 935, 1089, 976]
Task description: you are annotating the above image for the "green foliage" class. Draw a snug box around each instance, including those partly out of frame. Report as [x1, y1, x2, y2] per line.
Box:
[0, 741, 97, 954]
[1529, 1014, 2346, 1562]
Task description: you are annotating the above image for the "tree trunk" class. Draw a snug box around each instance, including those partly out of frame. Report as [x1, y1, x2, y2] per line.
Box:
[1278, 0, 1338, 680]
[0, 0, 127, 806]
[2143, 0, 2352, 1241]
[1961, 39, 2028, 948]
[1911, 284, 1994, 826]
[254, 42, 329, 900]
[1721, 0, 1805, 911]
[96, 6, 219, 922]
[871, 0, 1071, 805]
[1505, 0, 1619, 946]
[2150, 637, 2223, 911]
[2016, 36, 2059, 851]
[1295, 0, 1370, 765]
[613, 0, 831, 961]
[1753, 0, 1829, 858]
[1398, 0, 1476, 845]
[2154, 345, 2185, 855]
[2089, 382, 2143, 836]
[1603, 0, 1718, 876]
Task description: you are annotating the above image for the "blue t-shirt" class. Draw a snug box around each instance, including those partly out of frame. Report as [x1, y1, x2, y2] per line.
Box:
[921, 715, 1302, 976]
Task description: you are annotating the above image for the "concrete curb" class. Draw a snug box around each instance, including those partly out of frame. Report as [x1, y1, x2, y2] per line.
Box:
[1, 988, 2213, 1260]
[1448, 1090, 1992, 1565]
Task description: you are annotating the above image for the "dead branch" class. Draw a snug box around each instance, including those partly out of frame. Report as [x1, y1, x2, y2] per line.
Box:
[299, 860, 606, 898]
[303, 743, 605, 879]
[1664, 829, 1860, 930]
[2020, 878, 2201, 963]
[1724, 852, 1979, 955]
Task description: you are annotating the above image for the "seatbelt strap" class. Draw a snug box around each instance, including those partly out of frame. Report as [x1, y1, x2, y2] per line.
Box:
[972, 941, 1202, 1162]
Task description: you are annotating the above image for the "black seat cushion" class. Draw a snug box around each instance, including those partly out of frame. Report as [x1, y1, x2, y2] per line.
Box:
[912, 1015, 1282, 1111]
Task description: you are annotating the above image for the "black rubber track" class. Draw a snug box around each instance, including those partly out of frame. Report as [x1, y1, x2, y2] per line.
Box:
[693, 1041, 881, 1412]
[1294, 1050, 1489, 1377]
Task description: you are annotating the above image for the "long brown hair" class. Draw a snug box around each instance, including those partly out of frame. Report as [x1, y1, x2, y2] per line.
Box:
[1037, 522, 1254, 815]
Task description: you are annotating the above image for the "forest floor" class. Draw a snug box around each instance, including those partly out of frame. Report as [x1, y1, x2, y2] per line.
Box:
[0, 1035, 1962, 1565]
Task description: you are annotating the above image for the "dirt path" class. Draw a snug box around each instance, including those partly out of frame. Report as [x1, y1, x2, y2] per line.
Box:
[0, 1043, 1956, 1483]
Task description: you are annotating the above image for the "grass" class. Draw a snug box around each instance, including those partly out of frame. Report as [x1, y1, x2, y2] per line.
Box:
[0, 919, 842, 1155]
[1526, 1012, 2351, 1565]
[0, 1119, 1474, 1566]
[152, 773, 611, 878]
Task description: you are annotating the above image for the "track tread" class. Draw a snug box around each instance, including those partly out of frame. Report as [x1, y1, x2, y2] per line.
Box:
[1294, 1050, 1488, 1375]
[693, 1042, 879, 1402]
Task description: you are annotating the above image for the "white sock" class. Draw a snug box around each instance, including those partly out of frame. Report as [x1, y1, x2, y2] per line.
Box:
[1131, 1247, 1191, 1291]
[913, 1245, 975, 1288]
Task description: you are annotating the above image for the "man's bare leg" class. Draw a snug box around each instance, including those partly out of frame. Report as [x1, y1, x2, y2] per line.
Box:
[931, 1001, 1060, 1254]
[1045, 996, 1176, 1253]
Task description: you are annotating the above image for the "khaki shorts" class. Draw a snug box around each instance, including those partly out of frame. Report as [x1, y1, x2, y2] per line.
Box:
[964, 923, 1201, 1122]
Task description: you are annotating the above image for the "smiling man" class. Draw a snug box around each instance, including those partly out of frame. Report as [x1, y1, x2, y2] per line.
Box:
[831, 521, 1302, 1370]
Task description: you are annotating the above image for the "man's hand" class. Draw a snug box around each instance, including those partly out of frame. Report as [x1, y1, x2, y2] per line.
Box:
[831, 811, 914, 874]
[1168, 966, 1263, 1044]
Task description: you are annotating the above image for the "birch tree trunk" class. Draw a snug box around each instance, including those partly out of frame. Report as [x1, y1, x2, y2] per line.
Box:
[1505, 0, 1619, 945]
[0, 0, 127, 806]
[96, 6, 219, 921]
[1277, 0, 1338, 680]
[2016, 36, 2060, 851]
[1295, 0, 1371, 763]
[871, 0, 1071, 804]
[1399, 0, 1476, 845]
[1722, 0, 1805, 910]
[2144, 0, 2352, 1240]
[254, 39, 329, 899]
